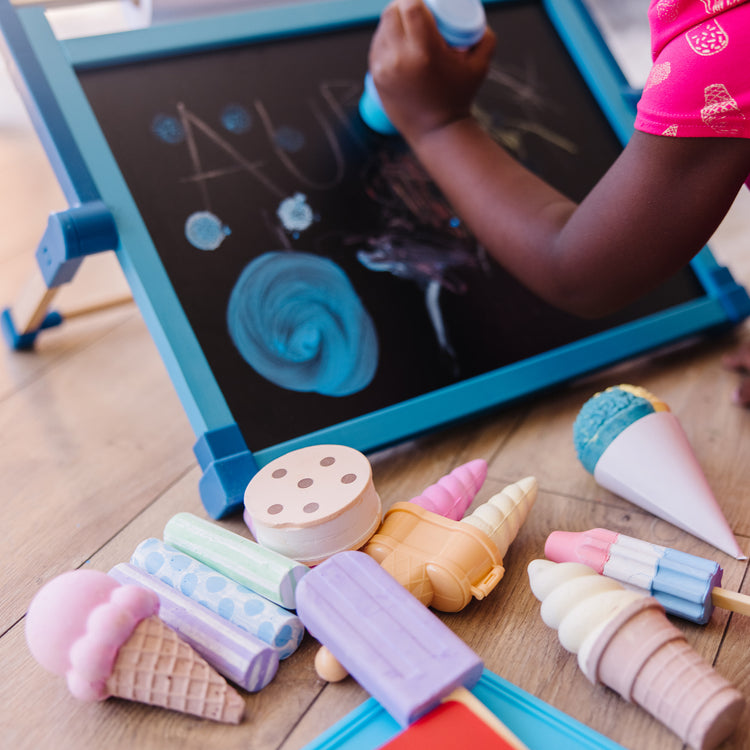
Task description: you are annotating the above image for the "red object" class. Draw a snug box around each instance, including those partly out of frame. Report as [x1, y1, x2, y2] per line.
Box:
[378, 700, 519, 749]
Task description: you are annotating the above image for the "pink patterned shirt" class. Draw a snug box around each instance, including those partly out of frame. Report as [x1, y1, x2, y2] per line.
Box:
[635, 0, 750, 184]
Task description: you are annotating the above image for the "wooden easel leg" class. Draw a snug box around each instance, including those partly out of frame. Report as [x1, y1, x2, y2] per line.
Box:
[10, 269, 60, 335]
[2, 267, 133, 350]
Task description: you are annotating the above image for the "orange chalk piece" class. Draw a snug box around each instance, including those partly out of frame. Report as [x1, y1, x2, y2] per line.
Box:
[364, 502, 504, 612]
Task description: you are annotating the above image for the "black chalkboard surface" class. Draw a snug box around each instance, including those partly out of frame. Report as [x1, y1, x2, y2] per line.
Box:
[75, 0, 705, 453]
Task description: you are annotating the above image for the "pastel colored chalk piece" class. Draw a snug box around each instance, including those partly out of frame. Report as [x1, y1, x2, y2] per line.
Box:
[243, 444, 382, 565]
[364, 477, 535, 612]
[109, 563, 280, 691]
[297, 550, 483, 725]
[408, 458, 487, 520]
[527, 560, 744, 750]
[296, 551, 528, 747]
[162, 513, 309, 610]
[131, 537, 304, 658]
[461, 476, 537, 558]
[314, 645, 349, 683]
[545, 527, 750, 625]
[25, 569, 245, 723]
[573, 385, 745, 559]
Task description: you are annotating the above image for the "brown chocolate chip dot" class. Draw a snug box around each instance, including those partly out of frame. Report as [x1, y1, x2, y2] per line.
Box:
[272, 468, 287, 479]
[341, 473, 356, 484]
[298, 478, 313, 488]
[303, 503, 319, 514]
[267, 504, 283, 515]
[320, 457, 336, 467]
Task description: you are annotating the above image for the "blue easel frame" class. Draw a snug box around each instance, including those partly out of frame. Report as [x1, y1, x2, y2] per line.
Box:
[2, 0, 748, 518]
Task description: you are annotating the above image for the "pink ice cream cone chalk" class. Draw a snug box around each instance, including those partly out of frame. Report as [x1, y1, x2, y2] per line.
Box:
[573, 384, 745, 559]
[408, 458, 487, 520]
[527, 559, 744, 750]
[25, 569, 245, 723]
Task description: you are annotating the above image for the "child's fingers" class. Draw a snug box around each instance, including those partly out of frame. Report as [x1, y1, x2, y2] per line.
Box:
[399, 0, 442, 48]
[472, 26, 497, 59]
[379, 0, 407, 38]
[369, 1, 407, 69]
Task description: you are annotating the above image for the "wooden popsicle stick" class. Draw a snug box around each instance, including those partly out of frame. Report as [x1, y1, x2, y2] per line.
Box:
[11, 271, 59, 335]
[445, 687, 530, 750]
[59, 294, 134, 320]
[712, 586, 750, 616]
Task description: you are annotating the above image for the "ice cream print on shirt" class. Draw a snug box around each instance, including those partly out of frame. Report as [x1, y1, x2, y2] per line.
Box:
[635, 0, 750, 147]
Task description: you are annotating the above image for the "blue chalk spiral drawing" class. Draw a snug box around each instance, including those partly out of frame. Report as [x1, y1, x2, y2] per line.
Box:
[227, 251, 378, 396]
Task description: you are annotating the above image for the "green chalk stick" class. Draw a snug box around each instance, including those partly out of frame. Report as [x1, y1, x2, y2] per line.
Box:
[164, 512, 309, 609]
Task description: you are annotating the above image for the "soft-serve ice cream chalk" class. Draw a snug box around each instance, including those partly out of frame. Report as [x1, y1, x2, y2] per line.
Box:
[573, 384, 744, 559]
[25, 570, 245, 723]
[527, 559, 744, 750]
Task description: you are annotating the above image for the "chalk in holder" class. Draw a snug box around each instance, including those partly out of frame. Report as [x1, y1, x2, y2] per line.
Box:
[109, 562, 279, 691]
[131, 536, 304, 659]
[163, 512, 309, 609]
[359, 0, 487, 134]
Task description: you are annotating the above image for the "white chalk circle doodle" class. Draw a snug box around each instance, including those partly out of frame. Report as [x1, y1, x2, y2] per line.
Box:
[227, 251, 378, 396]
[185, 210, 231, 250]
[277, 193, 314, 232]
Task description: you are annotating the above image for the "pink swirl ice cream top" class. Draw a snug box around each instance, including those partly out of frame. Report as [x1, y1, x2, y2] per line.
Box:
[25, 569, 159, 701]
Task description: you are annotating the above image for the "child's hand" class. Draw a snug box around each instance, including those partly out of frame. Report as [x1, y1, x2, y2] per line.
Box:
[368, 0, 496, 144]
[722, 342, 750, 406]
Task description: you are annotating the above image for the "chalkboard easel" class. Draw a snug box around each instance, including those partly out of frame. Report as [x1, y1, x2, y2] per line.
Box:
[1, 0, 748, 518]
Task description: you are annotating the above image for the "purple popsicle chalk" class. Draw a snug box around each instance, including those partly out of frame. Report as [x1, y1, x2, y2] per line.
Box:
[295, 550, 483, 727]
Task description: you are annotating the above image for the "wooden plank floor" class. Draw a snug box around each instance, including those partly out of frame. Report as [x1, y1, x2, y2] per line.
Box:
[3, 5, 750, 749]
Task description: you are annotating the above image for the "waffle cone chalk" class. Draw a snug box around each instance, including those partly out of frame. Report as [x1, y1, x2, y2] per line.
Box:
[25, 570, 245, 723]
[573, 384, 744, 559]
[528, 560, 743, 750]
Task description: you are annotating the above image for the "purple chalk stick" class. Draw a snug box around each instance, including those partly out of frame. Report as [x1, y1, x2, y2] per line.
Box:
[295, 550, 483, 726]
[109, 562, 279, 692]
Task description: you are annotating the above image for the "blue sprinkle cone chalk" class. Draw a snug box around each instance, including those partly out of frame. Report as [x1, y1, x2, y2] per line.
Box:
[574, 385, 745, 560]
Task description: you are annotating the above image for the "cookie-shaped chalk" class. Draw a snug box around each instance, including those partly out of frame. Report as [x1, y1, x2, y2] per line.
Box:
[244, 444, 382, 565]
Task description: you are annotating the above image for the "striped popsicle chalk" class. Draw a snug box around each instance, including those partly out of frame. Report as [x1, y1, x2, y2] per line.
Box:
[109, 562, 279, 691]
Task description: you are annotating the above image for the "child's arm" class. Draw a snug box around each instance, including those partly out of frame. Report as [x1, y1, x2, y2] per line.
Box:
[370, 0, 750, 318]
